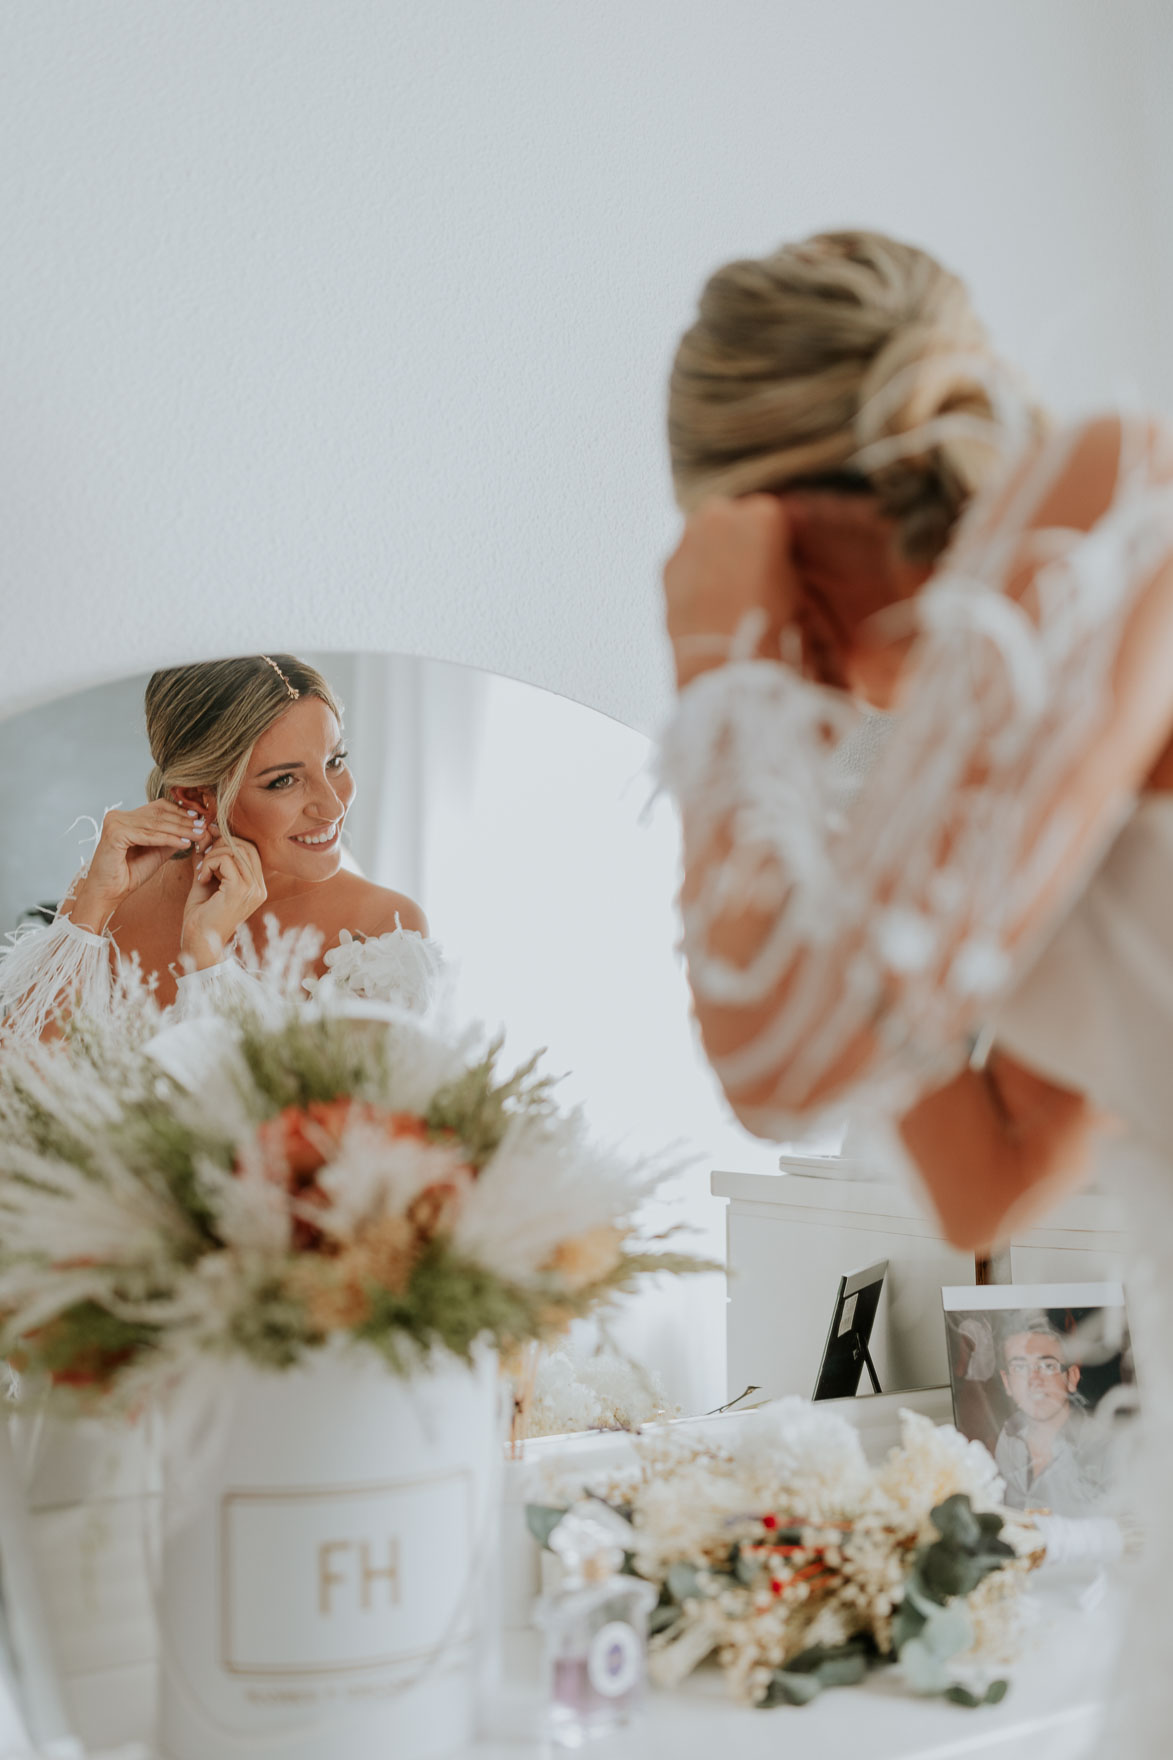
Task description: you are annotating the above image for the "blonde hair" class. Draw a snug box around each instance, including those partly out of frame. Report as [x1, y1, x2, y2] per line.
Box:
[144, 655, 342, 847]
[668, 229, 1044, 559]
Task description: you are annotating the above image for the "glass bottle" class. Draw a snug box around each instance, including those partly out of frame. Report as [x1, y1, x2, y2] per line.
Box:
[535, 1502, 658, 1748]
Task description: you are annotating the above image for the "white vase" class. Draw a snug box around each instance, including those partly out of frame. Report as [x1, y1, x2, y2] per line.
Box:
[159, 1343, 501, 1760]
[21, 1414, 159, 1749]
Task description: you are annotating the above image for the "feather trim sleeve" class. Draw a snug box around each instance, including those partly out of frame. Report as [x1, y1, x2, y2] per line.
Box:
[172, 959, 267, 1021]
[0, 914, 117, 1041]
[657, 417, 1173, 1138]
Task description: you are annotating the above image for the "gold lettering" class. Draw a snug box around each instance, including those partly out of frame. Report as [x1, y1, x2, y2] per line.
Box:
[317, 1539, 351, 1617]
[359, 1537, 400, 1610]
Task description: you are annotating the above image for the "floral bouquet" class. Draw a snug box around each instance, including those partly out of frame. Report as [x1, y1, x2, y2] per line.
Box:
[0, 998, 695, 1410]
[529, 1402, 1042, 1709]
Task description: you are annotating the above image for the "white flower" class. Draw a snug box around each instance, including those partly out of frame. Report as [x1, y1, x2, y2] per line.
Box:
[736, 1396, 872, 1520]
[525, 1348, 675, 1437]
[450, 1111, 673, 1282]
[874, 1409, 1005, 1525]
[527, 1352, 604, 1437]
[196, 1148, 292, 1257]
[632, 1460, 758, 1579]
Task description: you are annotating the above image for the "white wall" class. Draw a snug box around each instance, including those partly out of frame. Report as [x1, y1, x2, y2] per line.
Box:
[1, 2, 1170, 734]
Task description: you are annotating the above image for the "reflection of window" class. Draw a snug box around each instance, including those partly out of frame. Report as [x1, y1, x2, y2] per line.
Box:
[346, 657, 811, 1412]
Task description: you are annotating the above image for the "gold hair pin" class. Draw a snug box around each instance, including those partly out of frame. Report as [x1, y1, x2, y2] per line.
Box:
[260, 655, 300, 700]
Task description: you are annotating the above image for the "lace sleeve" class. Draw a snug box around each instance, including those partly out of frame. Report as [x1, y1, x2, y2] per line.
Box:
[657, 417, 1173, 1138]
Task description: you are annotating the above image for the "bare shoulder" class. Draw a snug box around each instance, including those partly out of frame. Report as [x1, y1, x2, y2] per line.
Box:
[328, 872, 429, 938]
[1029, 412, 1173, 533]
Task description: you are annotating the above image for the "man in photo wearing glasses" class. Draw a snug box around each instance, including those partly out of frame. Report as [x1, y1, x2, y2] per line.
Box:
[994, 1312, 1113, 1516]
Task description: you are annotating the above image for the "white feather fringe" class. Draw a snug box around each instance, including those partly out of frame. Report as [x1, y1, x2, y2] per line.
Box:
[0, 914, 116, 1041]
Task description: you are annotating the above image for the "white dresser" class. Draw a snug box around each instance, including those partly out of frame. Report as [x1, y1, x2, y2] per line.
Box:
[713, 1161, 1132, 1405]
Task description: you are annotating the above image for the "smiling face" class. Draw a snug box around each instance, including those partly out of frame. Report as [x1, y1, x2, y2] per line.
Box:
[1000, 1331, 1080, 1424]
[221, 696, 355, 889]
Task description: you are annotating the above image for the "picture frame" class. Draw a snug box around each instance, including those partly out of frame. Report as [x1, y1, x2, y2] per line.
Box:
[941, 1282, 1136, 1517]
[812, 1260, 888, 1401]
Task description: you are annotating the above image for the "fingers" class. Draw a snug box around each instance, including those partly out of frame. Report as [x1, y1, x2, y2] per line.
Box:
[664, 494, 800, 668]
[194, 839, 267, 907]
[102, 801, 204, 852]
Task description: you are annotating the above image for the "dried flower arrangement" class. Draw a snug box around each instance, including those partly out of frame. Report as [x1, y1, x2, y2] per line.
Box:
[529, 1401, 1042, 1708]
[0, 995, 697, 1409]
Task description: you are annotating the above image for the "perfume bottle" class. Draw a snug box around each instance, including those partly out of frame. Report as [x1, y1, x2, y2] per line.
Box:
[535, 1502, 658, 1749]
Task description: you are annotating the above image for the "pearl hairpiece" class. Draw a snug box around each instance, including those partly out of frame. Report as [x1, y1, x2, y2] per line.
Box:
[260, 655, 300, 700]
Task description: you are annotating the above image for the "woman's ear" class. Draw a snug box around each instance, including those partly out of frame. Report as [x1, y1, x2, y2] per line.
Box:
[169, 786, 215, 819]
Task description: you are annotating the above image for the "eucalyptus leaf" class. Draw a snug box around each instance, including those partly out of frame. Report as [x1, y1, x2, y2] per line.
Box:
[931, 1494, 982, 1549]
[785, 1639, 874, 1686]
[760, 1670, 822, 1707]
[920, 1544, 985, 1602]
[920, 1602, 973, 1661]
[666, 1561, 704, 1604]
[815, 1651, 869, 1689]
[902, 1575, 941, 1619]
[648, 1603, 684, 1636]
[784, 1647, 826, 1675]
[892, 1598, 928, 1653]
[900, 1637, 951, 1696]
[943, 1678, 1010, 1708]
[526, 1504, 568, 1549]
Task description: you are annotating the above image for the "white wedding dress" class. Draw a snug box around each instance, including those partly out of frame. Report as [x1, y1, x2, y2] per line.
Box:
[0, 889, 448, 1040]
[658, 413, 1173, 1755]
[994, 794, 1173, 1757]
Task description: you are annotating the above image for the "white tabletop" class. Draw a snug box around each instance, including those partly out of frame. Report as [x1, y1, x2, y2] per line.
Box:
[48, 1573, 1113, 1760]
[474, 1577, 1111, 1760]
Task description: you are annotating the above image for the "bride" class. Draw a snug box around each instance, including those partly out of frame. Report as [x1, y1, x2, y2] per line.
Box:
[0, 653, 440, 1036]
[658, 230, 1173, 1748]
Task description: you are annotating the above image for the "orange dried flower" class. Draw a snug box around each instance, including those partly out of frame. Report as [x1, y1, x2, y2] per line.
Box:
[255, 1100, 428, 1183]
[289, 1261, 374, 1332]
[542, 1225, 626, 1290]
[348, 1214, 419, 1295]
[249, 1101, 441, 1252]
[406, 1170, 474, 1242]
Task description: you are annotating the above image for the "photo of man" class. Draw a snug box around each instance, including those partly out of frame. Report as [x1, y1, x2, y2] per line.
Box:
[993, 1311, 1112, 1514]
[942, 1284, 1135, 1518]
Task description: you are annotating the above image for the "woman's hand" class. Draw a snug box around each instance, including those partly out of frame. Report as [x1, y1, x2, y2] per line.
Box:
[180, 836, 267, 971]
[68, 802, 203, 932]
[662, 490, 919, 695]
[781, 491, 930, 704]
[663, 495, 803, 690]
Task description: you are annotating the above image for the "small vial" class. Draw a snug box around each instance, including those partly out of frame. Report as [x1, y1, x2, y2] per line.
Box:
[535, 1504, 657, 1748]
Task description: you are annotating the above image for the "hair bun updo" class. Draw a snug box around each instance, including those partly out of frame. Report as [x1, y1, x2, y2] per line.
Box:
[668, 229, 1044, 560]
[142, 655, 342, 844]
